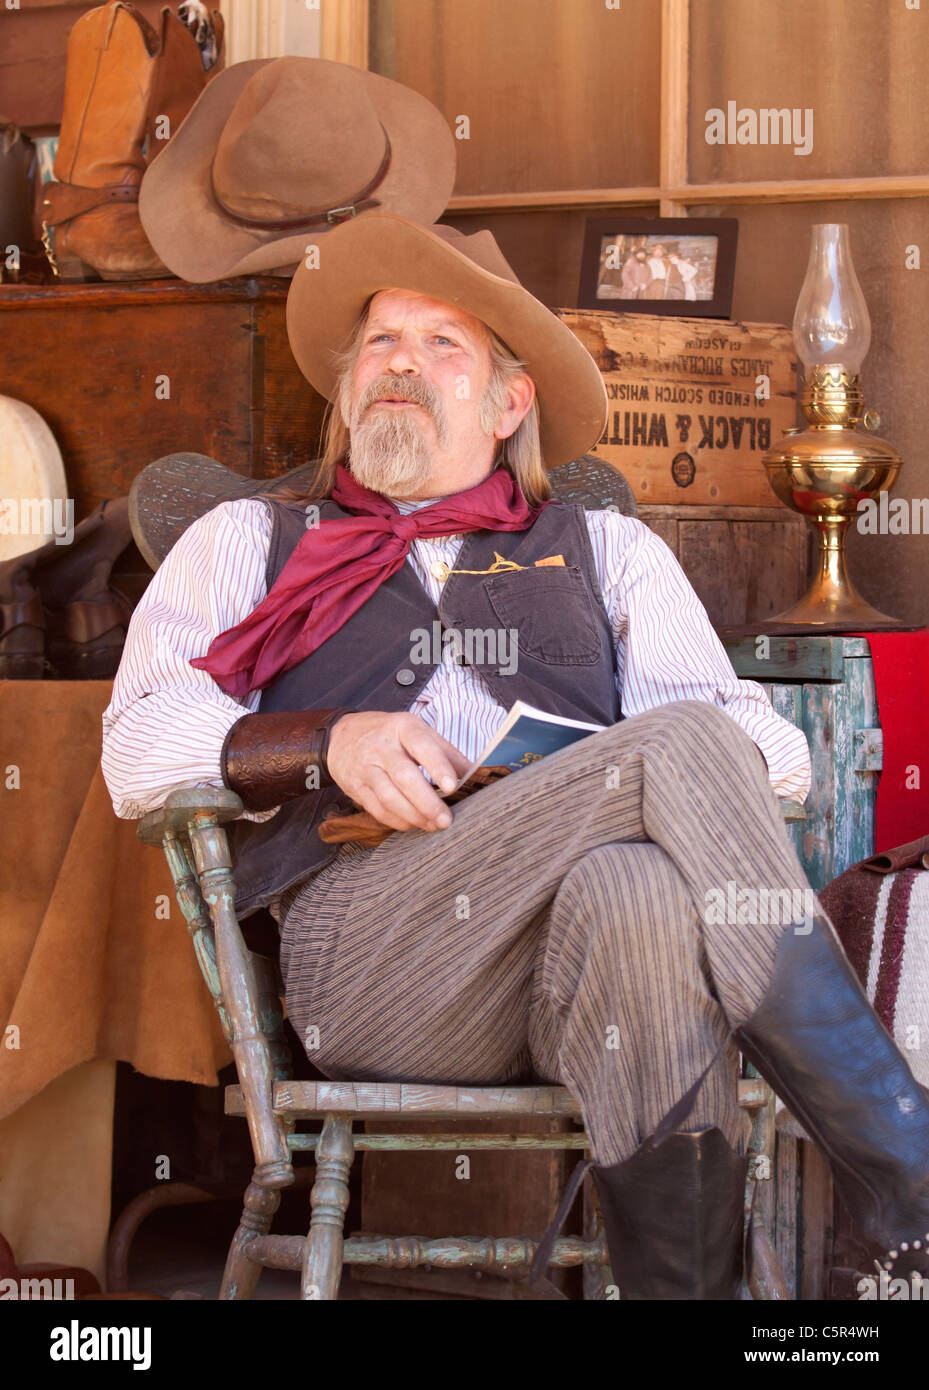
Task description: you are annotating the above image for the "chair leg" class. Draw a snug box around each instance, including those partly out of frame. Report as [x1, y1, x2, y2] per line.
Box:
[582, 1167, 615, 1299]
[219, 1178, 281, 1301]
[301, 1114, 354, 1301]
[749, 1216, 791, 1300]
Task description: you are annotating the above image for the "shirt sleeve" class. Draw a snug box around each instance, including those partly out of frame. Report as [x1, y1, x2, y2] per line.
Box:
[101, 497, 281, 823]
[586, 508, 812, 802]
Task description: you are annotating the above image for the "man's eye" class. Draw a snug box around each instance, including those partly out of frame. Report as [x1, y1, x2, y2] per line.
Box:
[435, 336, 456, 346]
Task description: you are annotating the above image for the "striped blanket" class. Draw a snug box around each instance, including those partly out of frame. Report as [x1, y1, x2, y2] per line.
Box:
[819, 834, 929, 1086]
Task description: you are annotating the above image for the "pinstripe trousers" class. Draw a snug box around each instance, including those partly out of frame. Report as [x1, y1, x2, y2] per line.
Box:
[278, 699, 821, 1165]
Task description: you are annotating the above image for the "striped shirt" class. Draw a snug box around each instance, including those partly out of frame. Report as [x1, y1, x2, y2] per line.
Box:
[101, 494, 812, 911]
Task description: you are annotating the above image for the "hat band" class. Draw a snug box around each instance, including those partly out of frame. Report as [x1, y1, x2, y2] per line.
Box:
[210, 125, 393, 232]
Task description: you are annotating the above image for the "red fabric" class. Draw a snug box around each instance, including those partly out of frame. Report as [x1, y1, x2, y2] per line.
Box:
[190, 460, 551, 698]
[849, 629, 929, 854]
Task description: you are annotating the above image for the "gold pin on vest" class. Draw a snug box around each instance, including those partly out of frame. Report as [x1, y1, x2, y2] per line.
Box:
[430, 551, 566, 583]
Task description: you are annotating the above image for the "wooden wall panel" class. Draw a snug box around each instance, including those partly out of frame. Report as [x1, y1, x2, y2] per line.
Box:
[689, 0, 929, 184]
[689, 196, 929, 627]
[218, 0, 321, 66]
[439, 203, 660, 310]
[371, 0, 661, 196]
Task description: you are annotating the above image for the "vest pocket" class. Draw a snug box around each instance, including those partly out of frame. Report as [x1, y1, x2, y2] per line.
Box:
[482, 566, 602, 665]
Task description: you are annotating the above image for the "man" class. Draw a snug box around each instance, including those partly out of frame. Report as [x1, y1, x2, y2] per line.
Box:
[621, 248, 651, 299]
[644, 243, 670, 299]
[667, 250, 700, 302]
[102, 214, 929, 1299]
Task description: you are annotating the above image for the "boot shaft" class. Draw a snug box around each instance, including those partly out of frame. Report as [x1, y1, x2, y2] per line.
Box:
[591, 1128, 749, 1299]
[45, 1, 224, 279]
[53, 3, 162, 187]
[735, 914, 929, 1276]
[145, 7, 224, 155]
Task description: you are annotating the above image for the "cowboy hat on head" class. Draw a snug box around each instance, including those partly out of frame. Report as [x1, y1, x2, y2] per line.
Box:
[138, 57, 456, 282]
[285, 213, 609, 469]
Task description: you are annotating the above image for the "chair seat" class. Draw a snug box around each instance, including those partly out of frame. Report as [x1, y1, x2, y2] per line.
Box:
[226, 1080, 585, 1122]
[225, 1076, 770, 1123]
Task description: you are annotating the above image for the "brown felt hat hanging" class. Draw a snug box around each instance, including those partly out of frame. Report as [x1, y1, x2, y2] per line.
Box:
[138, 56, 457, 282]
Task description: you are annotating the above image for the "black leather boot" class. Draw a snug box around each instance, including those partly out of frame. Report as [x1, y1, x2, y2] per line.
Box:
[590, 1128, 749, 1299]
[528, 1122, 749, 1299]
[734, 914, 929, 1279]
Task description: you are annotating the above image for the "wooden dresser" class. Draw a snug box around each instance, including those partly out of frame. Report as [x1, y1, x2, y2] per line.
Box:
[0, 276, 328, 594]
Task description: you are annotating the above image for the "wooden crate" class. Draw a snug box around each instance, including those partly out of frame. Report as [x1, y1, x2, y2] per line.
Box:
[640, 502, 813, 627]
[354, 1115, 582, 1300]
[558, 310, 798, 507]
[0, 276, 328, 606]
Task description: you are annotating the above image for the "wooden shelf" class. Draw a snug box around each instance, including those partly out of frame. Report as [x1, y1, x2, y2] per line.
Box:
[0, 276, 288, 308]
[447, 188, 661, 215]
[446, 173, 929, 218]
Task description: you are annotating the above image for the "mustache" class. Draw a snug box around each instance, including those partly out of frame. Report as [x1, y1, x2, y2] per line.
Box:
[356, 374, 441, 418]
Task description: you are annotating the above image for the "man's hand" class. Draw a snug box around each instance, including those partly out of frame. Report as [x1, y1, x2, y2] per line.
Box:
[326, 711, 472, 832]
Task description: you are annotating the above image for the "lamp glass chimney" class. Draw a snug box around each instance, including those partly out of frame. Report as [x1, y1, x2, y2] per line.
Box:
[792, 223, 871, 375]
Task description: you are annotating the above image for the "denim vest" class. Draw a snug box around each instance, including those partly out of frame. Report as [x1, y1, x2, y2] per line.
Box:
[229, 496, 622, 918]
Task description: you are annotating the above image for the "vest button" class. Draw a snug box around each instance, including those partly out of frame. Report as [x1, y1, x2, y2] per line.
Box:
[396, 668, 416, 685]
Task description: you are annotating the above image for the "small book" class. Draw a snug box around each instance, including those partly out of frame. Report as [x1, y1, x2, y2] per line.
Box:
[318, 702, 607, 844]
[442, 700, 608, 803]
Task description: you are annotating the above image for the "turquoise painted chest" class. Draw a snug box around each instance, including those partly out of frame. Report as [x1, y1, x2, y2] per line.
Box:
[721, 634, 880, 892]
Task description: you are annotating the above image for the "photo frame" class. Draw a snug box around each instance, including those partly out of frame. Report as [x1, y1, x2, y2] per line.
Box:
[577, 216, 739, 317]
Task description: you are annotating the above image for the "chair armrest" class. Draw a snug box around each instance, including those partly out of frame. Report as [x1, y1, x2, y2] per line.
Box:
[136, 780, 293, 1186]
[137, 784, 244, 846]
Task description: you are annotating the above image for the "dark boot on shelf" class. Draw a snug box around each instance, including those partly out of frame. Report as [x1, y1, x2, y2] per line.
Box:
[0, 497, 135, 680]
[734, 914, 929, 1280]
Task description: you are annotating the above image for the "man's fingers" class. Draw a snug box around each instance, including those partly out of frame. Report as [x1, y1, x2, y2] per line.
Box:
[388, 757, 456, 823]
[399, 722, 471, 794]
[365, 765, 452, 832]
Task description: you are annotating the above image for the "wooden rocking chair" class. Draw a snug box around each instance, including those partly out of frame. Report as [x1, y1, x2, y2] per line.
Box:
[129, 451, 800, 1300]
[137, 784, 800, 1300]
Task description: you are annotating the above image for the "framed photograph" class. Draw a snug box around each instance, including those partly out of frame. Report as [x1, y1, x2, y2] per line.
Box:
[577, 217, 739, 317]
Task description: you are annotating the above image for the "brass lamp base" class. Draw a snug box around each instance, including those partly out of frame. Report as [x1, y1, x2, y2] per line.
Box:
[762, 367, 904, 632]
[765, 597, 905, 633]
[764, 510, 905, 630]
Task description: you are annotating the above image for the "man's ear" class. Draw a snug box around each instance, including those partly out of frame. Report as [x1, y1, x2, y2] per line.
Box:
[493, 372, 536, 441]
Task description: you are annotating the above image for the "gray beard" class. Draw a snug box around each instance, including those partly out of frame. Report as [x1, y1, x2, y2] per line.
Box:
[347, 407, 436, 496]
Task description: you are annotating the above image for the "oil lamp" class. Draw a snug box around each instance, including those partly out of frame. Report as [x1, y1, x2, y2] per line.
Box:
[762, 223, 903, 629]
